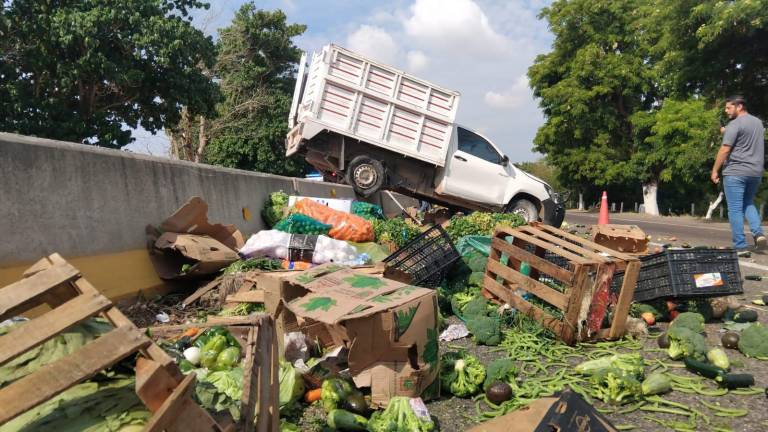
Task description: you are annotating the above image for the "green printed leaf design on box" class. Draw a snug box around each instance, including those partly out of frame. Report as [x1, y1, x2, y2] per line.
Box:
[394, 303, 419, 339]
[300, 297, 337, 312]
[350, 304, 370, 314]
[423, 327, 439, 371]
[370, 294, 391, 303]
[296, 273, 316, 284]
[343, 274, 386, 289]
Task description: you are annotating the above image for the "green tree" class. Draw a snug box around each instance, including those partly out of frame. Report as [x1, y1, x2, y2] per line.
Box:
[203, 4, 308, 176]
[627, 99, 721, 214]
[647, 0, 768, 117]
[0, 0, 218, 148]
[528, 0, 658, 211]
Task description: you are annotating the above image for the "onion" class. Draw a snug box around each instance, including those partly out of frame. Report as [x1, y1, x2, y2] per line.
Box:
[183, 347, 201, 365]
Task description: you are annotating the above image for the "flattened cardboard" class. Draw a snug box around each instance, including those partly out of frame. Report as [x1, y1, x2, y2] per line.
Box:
[466, 390, 617, 432]
[159, 196, 245, 251]
[151, 233, 239, 280]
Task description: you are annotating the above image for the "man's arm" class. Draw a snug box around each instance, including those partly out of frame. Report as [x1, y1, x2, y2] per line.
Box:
[711, 145, 732, 184]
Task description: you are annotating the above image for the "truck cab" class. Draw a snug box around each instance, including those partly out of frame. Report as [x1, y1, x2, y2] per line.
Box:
[434, 125, 564, 226]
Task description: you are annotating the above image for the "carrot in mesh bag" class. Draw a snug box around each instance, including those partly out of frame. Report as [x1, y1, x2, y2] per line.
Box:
[293, 198, 374, 242]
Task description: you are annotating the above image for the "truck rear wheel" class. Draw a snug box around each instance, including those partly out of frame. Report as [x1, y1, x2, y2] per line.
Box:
[505, 198, 539, 223]
[346, 155, 385, 197]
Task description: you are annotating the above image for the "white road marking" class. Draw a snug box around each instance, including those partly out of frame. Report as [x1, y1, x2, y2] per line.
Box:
[739, 260, 768, 273]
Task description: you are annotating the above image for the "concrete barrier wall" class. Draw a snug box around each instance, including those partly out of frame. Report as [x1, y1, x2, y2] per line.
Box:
[0, 132, 416, 299]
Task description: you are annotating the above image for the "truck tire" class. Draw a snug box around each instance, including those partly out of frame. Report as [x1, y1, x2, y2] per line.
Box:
[346, 156, 386, 197]
[505, 198, 539, 223]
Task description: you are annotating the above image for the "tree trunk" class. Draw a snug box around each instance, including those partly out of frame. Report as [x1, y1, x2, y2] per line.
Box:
[578, 192, 585, 211]
[195, 115, 207, 163]
[642, 181, 660, 216]
[705, 192, 724, 220]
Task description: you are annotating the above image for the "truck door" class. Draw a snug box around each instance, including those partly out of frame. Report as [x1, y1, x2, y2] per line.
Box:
[441, 127, 509, 205]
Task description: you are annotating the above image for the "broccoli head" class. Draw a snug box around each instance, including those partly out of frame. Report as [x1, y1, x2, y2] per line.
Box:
[590, 368, 642, 405]
[669, 312, 705, 333]
[667, 326, 707, 361]
[466, 314, 502, 346]
[483, 357, 517, 391]
[440, 351, 486, 397]
[738, 323, 768, 358]
[461, 295, 493, 318]
[367, 396, 435, 432]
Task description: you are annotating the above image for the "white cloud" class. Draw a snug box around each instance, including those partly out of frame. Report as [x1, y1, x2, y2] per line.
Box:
[484, 75, 531, 109]
[406, 50, 429, 72]
[404, 0, 510, 58]
[345, 25, 399, 65]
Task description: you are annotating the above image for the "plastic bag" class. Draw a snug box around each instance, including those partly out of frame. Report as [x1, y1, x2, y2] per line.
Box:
[274, 213, 332, 235]
[351, 201, 385, 220]
[293, 198, 374, 242]
[239, 230, 360, 264]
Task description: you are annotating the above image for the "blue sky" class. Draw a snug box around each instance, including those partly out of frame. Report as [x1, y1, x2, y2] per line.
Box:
[126, 0, 554, 162]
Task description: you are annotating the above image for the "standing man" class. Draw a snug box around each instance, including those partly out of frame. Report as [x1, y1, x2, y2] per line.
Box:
[711, 95, 766, 254]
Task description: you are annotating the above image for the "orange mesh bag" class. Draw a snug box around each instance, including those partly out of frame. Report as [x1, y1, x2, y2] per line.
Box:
[293, 198, 374, 242]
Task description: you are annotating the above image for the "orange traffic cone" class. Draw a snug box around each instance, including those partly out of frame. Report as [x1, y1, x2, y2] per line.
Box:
[598, 191, 610, 225]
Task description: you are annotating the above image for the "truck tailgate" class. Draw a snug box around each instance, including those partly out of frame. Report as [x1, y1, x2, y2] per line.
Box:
[290, 44, 460, 167]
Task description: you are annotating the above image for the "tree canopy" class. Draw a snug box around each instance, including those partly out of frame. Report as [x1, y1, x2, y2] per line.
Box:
[0, 0, 218, 148]
[528, 0, 767, 214]
[202, 4, 309, 176]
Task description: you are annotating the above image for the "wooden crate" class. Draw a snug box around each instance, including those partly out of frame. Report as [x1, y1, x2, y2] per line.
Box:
[0, 254, 229, 431]
[482, 223, 641, 345]
[147, 315, 279, 432]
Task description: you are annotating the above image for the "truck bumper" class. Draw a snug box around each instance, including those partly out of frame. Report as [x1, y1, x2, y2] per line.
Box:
[542, 198, 565, 228]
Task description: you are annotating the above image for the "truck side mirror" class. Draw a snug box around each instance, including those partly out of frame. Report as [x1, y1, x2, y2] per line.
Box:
[501, 155, 509, 167]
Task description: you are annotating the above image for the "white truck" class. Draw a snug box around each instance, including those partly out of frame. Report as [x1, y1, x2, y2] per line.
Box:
[286, 44, 565, 226]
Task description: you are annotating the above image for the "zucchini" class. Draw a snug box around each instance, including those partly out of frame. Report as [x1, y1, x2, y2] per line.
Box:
[683, 357, 726, 379]
[327, 409, 368, 431]
[733, 310, 758, 323]
[716, 373, 755, 389]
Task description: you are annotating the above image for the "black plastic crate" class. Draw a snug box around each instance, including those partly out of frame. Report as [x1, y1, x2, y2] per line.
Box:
[383, 225, 460, 287]
[611, 248, 743, 302]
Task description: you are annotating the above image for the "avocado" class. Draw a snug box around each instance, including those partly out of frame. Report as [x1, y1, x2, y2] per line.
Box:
[486, 381, 513, 405]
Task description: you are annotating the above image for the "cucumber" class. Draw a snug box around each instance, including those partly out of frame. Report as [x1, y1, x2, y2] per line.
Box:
[733, 310, 758, 323]
[327, 409, 368, 431]
[716, 373, 755, 389]
[683, 357, 726, 379]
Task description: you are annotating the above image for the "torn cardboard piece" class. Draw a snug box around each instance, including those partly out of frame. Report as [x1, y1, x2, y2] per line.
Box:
[151, 233, 239, 280]
[271, 264, 440, 406]
[159, 196, 245, 251]
[147, 197, 245, 280]
[466, 390, 618, 432]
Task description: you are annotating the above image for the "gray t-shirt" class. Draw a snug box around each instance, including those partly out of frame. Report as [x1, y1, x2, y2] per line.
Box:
[722, 113, 765, 177]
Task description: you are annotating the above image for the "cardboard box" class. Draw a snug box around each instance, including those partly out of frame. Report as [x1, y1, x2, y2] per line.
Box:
[148, 197, 245, 280]
[151, 233, 240, 279]
[262, 264, 440, 406]
[466, 390, 617, 432]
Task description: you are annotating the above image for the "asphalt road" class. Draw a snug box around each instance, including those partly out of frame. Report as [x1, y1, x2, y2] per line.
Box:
[564, 211, 738, 247]
[564, 211, 768, 270]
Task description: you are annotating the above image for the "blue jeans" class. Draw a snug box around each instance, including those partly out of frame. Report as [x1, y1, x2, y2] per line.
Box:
[723, 175, 764, 249]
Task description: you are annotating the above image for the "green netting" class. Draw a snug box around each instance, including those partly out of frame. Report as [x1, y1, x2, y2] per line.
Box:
[273, 213, 331, 235]
[351, 201, 385, 220]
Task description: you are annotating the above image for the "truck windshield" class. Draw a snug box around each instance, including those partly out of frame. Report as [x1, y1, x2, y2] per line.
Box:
[457, 127, 502, 164]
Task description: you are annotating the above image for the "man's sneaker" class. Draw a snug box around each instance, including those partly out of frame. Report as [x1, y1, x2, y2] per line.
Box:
[737, 249, 752, 258]
[755, 234, 767, 250]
